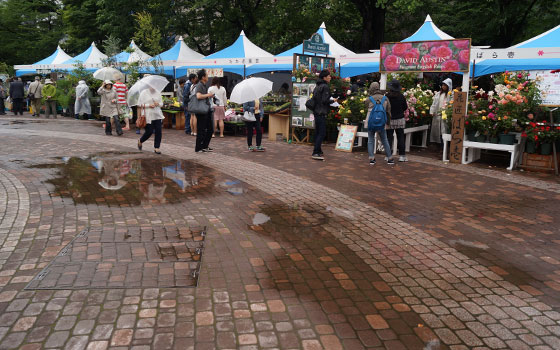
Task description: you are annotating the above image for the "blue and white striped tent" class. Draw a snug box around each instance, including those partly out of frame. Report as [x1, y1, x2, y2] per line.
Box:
[474, 24, 560, 77]
[194, 31, 273, 76]
[146, 36, 204, 77]
[113, 40, 152, 64]
[246, 23, 354, 76]
[62, 42, 108, 69]
[15, 45, 73, 76]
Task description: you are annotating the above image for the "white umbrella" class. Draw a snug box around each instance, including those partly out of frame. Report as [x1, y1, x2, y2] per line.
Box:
[98, 179, 127, 191]
[127, 75, 169, 106]
[93, 67, 124, 82]
[230, 77, 273, 104]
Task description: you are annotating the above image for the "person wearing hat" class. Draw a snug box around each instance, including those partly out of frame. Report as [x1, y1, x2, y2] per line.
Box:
[385, 79, 409, 162]
[41, 79, 57, 119]
[28, 76, 43, 117]
[429, 78, 452, 144]
[97, 80, 122, 136]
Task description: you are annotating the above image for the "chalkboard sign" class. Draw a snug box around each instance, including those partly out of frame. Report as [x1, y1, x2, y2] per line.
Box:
[335, 125, 358, 152]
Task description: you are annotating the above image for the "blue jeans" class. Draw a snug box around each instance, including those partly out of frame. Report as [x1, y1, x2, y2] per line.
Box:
[184, 109, 191, 133]
[368, 129, 392, 159]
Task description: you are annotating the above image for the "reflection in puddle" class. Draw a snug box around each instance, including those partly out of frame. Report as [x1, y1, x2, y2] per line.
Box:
[255, 204, 330, 239]
[449, 239, 489, 250]
[29, 152, 244, 206]
[252, 213, 271, 225]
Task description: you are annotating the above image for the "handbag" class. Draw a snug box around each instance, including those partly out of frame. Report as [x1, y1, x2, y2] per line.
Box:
[28, 83, 39, 100]
[136, 106, 147, 128]
[305, 95, 316, 111]
[241, 111, 256, 122]
[187, 93, 210, 115]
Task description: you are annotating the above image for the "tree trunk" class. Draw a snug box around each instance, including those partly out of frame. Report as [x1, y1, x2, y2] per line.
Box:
[351, 1, 386, 52]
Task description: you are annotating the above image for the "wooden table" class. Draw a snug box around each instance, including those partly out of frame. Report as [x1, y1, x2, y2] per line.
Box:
[268, 112, 290, 141]
[162, 110, 185, 130]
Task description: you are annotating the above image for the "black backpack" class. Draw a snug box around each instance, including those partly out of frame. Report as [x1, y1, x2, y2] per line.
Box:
[305, 86, 318, 111]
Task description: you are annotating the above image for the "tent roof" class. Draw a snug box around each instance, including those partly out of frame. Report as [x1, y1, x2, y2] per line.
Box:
[33, 45, 73, 65]
[205, 31, 272, 59]
[474, 23, 560, 77]
[402, 15, 454, 42]
[513, 23, 560, 48]
[64, 42, 108, 65]
[114, 40, 152, 63]
[277, 22, 354, 57]
[153, 36, 203, 62]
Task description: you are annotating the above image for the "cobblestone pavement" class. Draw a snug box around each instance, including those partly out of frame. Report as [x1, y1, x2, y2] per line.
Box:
[0, 114, 558, 350]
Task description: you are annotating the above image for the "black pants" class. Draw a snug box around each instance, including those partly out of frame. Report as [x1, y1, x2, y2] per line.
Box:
[140, 119, 162, 148]
[245, 117, 262, 147]
[184, 109, 191, 133]
[0, 98, 5, 114]
[105, 116, 123, 135]
[195, 112, 213, 152]
[12, 98, 24, 115]
[313, 114, 327, 155]
[386, 128, 405, 156]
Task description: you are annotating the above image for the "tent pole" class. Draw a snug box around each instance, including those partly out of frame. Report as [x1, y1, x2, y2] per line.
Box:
[471, 60, 476, 88]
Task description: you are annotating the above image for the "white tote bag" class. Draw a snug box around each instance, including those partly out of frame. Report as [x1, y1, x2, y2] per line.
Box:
[241, 111, 256, 122]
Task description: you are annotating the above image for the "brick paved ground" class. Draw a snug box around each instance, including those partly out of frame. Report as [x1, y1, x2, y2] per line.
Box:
[0, 113, 558, 349]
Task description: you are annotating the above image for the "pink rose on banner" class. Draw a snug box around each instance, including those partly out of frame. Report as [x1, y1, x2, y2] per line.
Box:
[392, 43, 411, 57]
[404, 48, 420, 64]
[384, 55, 401, 71]
[454, 40, 470, 50]
[381, 46, 388, 59]
[436, 41, 451, 48]
[420, 54, 435, 69]
[430, 46, 438, 56]
[442, 60, 460, 71]
[436, 46, 453, 60]
[459, 50, 470, 65]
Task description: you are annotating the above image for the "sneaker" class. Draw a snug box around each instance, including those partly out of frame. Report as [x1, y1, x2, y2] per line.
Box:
[202, 148, 214, 152]
[311, 154, 324, 160]
[248, 146, 255, 151]
[387, 158, 395, 165]
[255, 146, 265, 152]
[369, 159, 376, 165]
[384, 156, 388, 161]
[398, 156, 408, 162]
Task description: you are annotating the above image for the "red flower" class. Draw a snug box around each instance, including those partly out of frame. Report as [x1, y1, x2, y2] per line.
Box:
[454, 40, 470, 50]
[459, 50, 470, 65]
[392, 43, 411, 57]
[435, 46, 453, 60]
[441, 60, 460, 71]
[465, 121, 469, 125]
[404, 48, 420, 63]
[383, 55, 401, 71]
[381, 46, 388, 59]
[534, 135, 539, 141]
[521, 132, 527, 137]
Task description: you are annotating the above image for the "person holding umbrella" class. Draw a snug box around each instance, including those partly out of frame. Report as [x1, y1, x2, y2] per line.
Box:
[229, 77, 273, 152]
[127, 75, 168, 155]
[98, 80, 122, 136]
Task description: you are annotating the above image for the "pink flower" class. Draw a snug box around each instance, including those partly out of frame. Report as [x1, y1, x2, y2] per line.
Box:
[459, 50, 470, 65]
[488, 112, 495, 119]
[517, 73, 522, 78]
[454, 40, 470, 50]
[430, 47, 438, 56]
[383, 55, 401, 71]
[441, 60, 460, 71]
[381, 46, 388, 59]
[392, 43, 411, 57]
[420, 54, 435, 69]
[404, 49, 420, 64]
[436, 46, 453, 60]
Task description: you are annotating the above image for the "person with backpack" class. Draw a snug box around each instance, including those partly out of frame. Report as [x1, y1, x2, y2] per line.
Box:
[309, 70, 335, 160]
[385, 79, 408, 162]
[365, 82, 394, 165]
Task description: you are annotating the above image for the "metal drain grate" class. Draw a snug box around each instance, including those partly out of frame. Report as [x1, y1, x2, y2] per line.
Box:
[25, 226, 206, 290]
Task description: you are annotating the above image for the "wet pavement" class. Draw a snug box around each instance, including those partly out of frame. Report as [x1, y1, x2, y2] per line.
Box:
[0, 113, 559, 349]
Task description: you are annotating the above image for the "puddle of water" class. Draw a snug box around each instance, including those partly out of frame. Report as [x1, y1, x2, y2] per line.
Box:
[28, 152, 235, 206]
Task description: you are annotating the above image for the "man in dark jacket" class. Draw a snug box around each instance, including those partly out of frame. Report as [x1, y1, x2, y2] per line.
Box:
[0, 79, 5, 115]
[9, 77, 25, 115]
[311, 70, 334, 160]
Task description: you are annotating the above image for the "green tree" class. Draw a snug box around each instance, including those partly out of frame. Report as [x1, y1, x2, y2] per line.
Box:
[61, 0, 104, 55]
[0, 0, 63, 65]
[132, 12, 163, 56]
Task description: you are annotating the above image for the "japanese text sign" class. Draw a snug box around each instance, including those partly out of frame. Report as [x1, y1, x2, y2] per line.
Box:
[380, 39, 471, 73]
[450, 92, 467, 163]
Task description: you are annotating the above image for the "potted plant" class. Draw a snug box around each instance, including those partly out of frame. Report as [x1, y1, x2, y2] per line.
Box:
[495, 116, 516, 144]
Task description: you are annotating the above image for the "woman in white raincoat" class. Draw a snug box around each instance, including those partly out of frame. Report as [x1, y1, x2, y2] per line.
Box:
[137, 87, 164, 154]
[429, 78, 452, 144]
[74, 80, 91, 119]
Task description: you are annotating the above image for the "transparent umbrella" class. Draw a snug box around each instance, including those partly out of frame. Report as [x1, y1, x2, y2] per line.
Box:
[230, 77, 273, 104]
[127, 75, 169, 106]
[93, 67, 125, 82]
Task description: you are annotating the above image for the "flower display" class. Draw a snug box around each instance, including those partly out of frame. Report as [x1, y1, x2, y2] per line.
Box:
[403, 85, 434, 126]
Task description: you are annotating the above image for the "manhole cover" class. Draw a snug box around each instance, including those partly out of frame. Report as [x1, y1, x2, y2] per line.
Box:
[26, 226, 206, 290]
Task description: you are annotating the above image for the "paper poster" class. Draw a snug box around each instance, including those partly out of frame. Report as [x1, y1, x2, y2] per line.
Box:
[335, 125, 358, 152]
[529, 70, 560, 106]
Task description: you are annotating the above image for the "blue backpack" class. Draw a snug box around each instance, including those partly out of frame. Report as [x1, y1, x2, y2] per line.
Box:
[367, 96, 387, 131]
